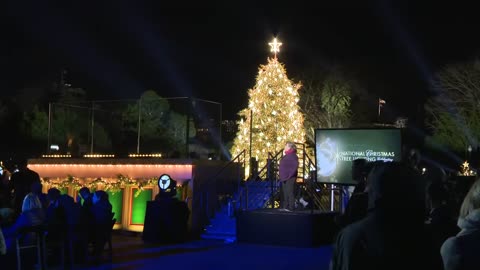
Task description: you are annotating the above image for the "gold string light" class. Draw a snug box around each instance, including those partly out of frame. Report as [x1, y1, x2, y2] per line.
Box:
[128, 153, 162, 158]
[83, 154, 115, 158]
[41, 174, 158, 197]
[42, 154, 72, 158]
[231, 38, 306, 172]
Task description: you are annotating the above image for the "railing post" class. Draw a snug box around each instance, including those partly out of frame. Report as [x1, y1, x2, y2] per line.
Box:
[237, 150, 244, 211]
[267, 157, 274, 209]
[310, 159, 314, 215]
[330, 184, 335, 212]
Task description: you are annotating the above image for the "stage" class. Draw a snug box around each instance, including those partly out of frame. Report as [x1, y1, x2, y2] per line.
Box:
[236, 209, 339, 247]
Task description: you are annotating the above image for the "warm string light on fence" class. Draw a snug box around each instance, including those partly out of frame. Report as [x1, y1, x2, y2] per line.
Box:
[128, 153, 162, 158]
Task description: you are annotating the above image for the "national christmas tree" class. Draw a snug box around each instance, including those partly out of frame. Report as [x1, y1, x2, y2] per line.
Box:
[231, 38, 306, 172]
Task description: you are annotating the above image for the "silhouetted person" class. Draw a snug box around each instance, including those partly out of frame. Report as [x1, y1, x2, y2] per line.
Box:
[46, 188, 65, 238]
[337, 161, 377, 228]
[405, 148, 421, 173]
[331, 162, 440, 270]
[91, 190, 113, 264]
[31, 182, 48, 211]
[425, 179, 459, 270]
[441, 179, 480, 270]
[0, 168, 11, 208]
[46, 188, 62, 219]
[77, 187, 93, 209]
[77, 187, 94, 227]
[9, 158, 41, 215]
[351, 159, 368, 194]
[2, 193, 46, 238]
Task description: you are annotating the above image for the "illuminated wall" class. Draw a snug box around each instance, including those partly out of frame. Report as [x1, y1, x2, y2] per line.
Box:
[29, 159, 193, 181]
[30, 159, 193, 231]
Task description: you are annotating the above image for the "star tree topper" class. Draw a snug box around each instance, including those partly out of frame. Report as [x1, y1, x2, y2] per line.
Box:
[268, 37, 282, 58]
[462, 161, 470, 170]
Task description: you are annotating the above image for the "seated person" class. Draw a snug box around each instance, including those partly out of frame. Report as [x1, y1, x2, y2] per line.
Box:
[6, 193, 45, 234]
[31, 182, 48, 211]
[2, 193, 46, 249]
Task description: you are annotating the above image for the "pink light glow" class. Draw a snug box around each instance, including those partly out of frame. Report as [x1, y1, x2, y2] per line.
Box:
[29, 164, 193, 181]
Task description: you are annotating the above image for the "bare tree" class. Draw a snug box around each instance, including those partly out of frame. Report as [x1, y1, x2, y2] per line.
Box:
[299, 71, 352, 145]
[425, 61, 480, 152]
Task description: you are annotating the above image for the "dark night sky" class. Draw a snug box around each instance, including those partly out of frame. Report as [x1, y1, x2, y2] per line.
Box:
[4, 1, 480, 122]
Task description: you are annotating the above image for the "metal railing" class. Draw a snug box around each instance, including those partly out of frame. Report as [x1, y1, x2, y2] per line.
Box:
[203, 150, 246, 221]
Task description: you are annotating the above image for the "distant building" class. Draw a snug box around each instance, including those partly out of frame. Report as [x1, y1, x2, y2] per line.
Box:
[221, 120, 237, 142]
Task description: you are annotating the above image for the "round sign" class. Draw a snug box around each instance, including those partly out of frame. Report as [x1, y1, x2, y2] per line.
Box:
[158, 174, 172, 190]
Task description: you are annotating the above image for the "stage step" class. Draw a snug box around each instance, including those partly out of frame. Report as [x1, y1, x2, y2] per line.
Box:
[202, 180, 276, 242]
[201, 232, 237, 243]
[242, 181, 276, 210]
[201, 203, 237, 241]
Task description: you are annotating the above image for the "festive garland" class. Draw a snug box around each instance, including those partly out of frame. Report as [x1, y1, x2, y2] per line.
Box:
[41, 174, 158, 197]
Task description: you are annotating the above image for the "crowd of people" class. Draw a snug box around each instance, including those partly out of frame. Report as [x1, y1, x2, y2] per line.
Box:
[0, 158, 114, 267]
[331, 151, 479, 270]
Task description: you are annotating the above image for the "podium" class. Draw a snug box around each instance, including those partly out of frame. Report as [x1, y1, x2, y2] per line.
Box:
[142, 199, 189, 244]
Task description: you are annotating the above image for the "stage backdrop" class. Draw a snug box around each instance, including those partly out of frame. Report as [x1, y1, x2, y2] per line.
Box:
[315, 128, 402, 185]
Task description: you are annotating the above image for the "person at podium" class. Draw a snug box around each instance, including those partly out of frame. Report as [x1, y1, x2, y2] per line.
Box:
[279, 142, 299, 212]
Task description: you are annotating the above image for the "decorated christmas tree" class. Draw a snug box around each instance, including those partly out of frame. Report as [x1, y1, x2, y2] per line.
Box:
[231, 38, 306, 172]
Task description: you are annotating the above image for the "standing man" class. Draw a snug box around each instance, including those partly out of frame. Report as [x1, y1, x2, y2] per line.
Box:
[9, 158, 41, 215]
[279, 142, 299, 212]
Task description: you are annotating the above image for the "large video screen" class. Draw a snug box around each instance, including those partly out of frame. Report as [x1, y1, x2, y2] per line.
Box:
[315, 128, 402, 185]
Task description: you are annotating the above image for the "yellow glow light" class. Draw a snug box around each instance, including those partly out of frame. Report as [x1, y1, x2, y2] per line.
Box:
[268, 38, 282, 56]
[42, 154, 72, 158]
[83, 154, 115, 158]
[128, 154, 162, 158]
[230, 52, 305, 171]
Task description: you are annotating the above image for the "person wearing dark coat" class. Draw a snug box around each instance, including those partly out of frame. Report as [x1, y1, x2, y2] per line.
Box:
[77, 187, 94, 230]
[9, 158, 41, 215]
[278, 142, 299, 211]
[351, 159, 368, 194]
[91, 190, 113, 264]
[45, 188, 66, 242]
[336, 160, 377, 228]
[441, 179, 480, 270]
[331, 162, 441, 270]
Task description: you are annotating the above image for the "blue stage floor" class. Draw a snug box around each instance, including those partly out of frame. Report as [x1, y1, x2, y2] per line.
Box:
[89, 233, 333, 270]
